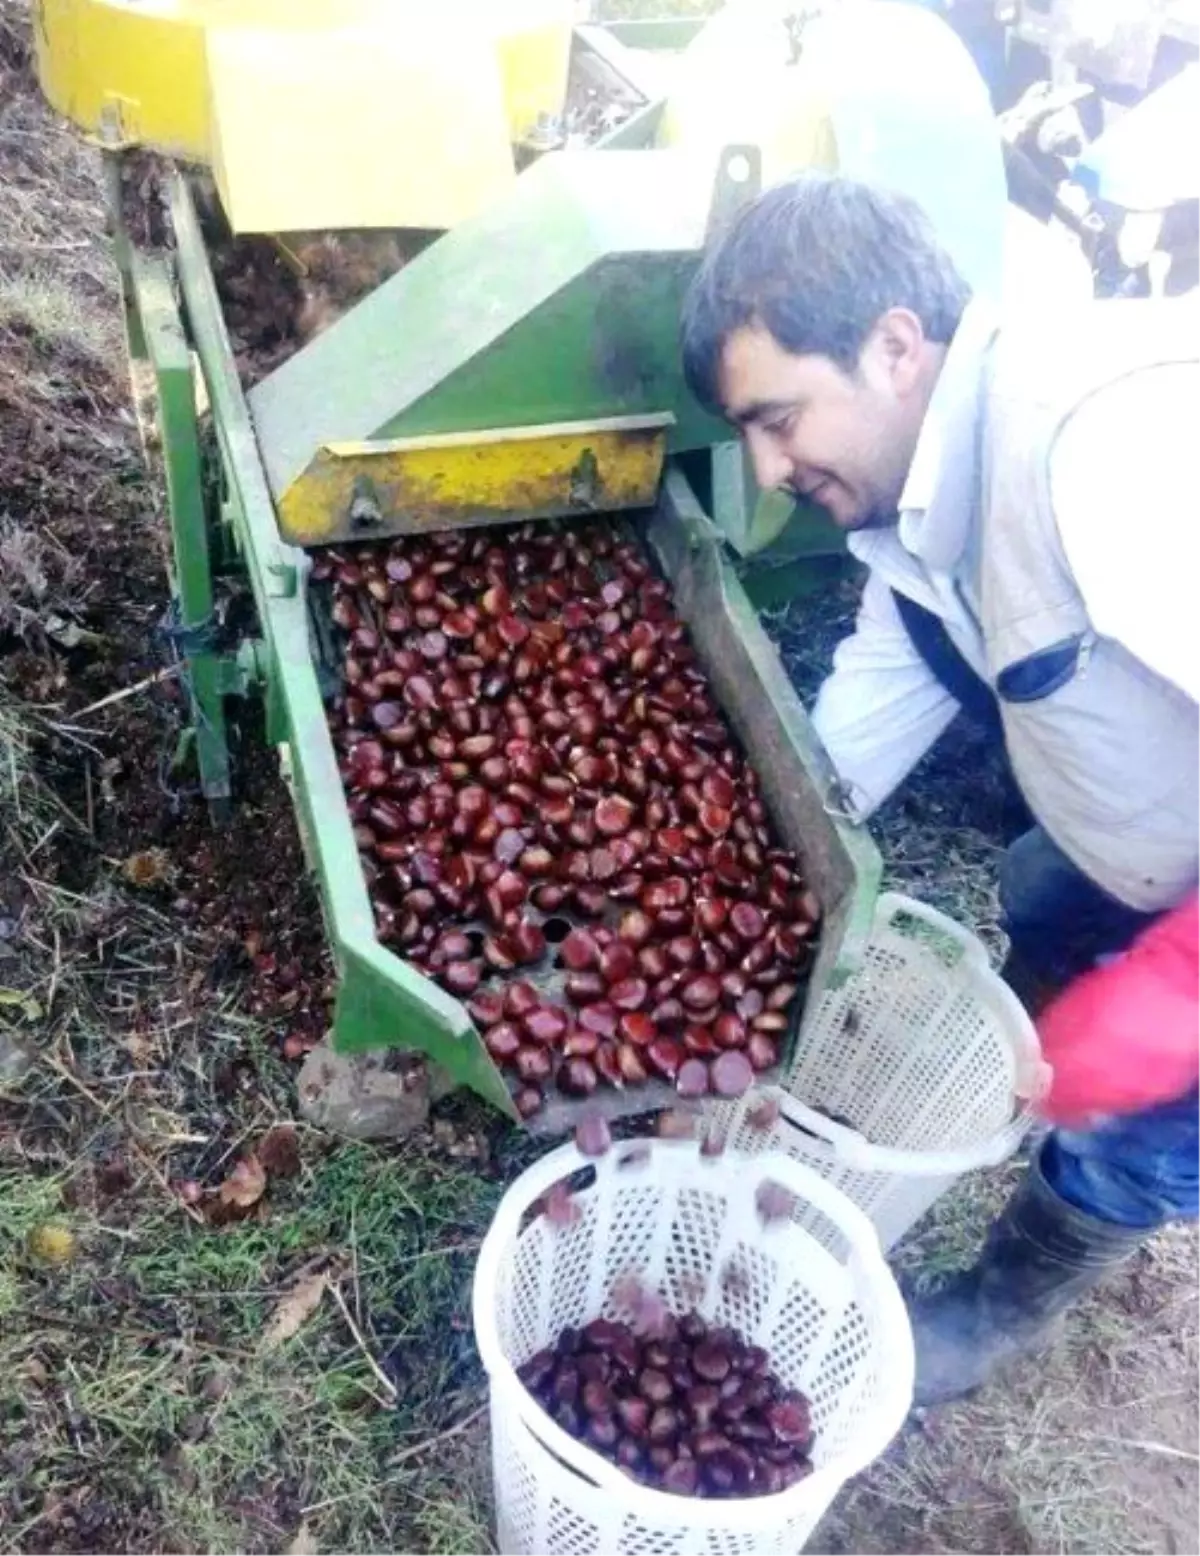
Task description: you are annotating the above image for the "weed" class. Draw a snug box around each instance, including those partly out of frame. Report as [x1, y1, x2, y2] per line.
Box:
[0, 683, 45, 833]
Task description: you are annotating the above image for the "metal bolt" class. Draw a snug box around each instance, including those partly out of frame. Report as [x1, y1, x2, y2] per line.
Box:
[348, 477, 383, 531]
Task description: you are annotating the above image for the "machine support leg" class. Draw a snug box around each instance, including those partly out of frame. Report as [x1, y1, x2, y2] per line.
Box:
[133, 253, 233, 814]
[103, 154, 148, 363]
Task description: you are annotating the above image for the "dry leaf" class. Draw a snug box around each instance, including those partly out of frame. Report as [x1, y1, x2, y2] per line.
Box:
[95, 1156, 133, 1200]
[257, 1124, 301, 1179]
[122, 848, 173, 888]
[120, 1029, 157, 1066]
[217, 1153, 266, 1210]
[261, 1271, 328, 1353]
[285, 1523, 318, 1555]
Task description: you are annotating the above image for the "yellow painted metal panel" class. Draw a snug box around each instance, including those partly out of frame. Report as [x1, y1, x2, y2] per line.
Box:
[207, 20, 516, 234]
[34, 0, 573, 229]
[491, 0, 575, 139]
[34, 0, 209, 157]
[278, 417, 672, 546]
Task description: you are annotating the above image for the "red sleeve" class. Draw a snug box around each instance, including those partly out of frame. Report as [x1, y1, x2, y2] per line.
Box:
[1035, 892, 1199, 1126]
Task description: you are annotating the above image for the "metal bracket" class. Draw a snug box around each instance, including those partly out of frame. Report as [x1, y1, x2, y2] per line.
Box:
[705, 145, 762, 248]
[229, 638, 266, 693]
[266, 553, 299, 598]
[347, 475, 384, 532]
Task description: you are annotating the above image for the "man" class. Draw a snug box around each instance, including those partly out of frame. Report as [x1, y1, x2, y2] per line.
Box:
[680, 172, 1198, 1405]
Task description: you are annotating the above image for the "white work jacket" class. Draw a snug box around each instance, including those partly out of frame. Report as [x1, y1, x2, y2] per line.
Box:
[811, 297, 1200, 830]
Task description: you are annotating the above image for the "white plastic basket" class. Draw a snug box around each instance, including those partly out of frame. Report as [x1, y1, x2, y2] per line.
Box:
[473, 1138, 913, 1555]
[717, 892, 1046, 1251]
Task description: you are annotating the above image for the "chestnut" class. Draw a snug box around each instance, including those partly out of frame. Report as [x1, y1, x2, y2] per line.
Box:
[324, 519, 818, 1129]
[638, 1368, 673, 1406]
[559, 1057, 598, 1096]
[710, 1050, 754, 1098]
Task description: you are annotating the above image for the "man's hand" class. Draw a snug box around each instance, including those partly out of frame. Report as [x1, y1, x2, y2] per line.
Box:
[1035, 892, 1198, 1126]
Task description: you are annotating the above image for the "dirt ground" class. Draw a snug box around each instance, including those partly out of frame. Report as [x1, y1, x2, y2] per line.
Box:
[1, 3, 1197, 1552]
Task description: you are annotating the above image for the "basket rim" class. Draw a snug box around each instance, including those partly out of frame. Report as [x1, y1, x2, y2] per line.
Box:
[754, 1090, 1036, 1176]
[471, 1139, 914, 1530]
[777, 890, 1047, 1175]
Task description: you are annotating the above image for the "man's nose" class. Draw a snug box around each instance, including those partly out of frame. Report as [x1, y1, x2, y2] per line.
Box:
[743, 427, 793, 493]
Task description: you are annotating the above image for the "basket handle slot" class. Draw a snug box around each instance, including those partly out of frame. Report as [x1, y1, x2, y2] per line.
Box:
[772, 1094, 885, 1171]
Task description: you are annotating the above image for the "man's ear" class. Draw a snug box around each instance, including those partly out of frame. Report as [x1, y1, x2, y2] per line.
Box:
[864, 307, 926, 396]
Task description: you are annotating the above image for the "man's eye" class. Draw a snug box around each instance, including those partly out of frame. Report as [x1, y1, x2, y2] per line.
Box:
[764, 413, 794, 437]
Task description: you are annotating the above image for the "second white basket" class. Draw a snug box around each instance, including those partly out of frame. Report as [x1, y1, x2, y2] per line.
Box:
[473, 1139, 913, 1555]
[716, 892, 1045, 1251]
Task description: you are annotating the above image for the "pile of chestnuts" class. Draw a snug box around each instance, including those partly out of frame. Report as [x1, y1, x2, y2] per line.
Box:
[315, 518, 820, 1118]
[518, 1309, 815, 1498]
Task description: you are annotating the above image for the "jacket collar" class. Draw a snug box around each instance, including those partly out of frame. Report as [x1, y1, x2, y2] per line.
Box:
[849, 298, 1000, 579]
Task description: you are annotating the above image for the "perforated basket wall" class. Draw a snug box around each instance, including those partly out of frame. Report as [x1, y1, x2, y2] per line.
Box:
[715, 893, 1042, 1250]
[472, 1141, 913, 1555]
[719, 1108, 957, 1254]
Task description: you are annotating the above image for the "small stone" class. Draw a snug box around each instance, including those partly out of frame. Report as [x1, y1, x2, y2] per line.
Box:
[297, 1042, 433, 1141]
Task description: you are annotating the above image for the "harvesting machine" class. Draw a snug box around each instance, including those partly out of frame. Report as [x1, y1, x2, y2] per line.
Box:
[32, 0, 1007, 1127]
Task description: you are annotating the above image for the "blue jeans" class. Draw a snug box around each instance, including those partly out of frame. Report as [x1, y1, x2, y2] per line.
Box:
[1000, 826, 1199, 1231]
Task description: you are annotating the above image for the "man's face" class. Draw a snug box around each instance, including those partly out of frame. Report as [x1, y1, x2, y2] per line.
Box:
[715, 313, 928, 531]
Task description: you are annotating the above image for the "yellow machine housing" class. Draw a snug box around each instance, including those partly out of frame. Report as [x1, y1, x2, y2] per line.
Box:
[33, 0, 574, 232]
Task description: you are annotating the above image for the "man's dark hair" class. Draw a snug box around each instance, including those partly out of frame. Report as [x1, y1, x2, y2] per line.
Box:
[681, 173, 971, 412]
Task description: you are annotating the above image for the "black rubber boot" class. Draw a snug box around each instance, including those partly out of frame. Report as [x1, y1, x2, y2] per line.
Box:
[909, 1156, 1146, 1406]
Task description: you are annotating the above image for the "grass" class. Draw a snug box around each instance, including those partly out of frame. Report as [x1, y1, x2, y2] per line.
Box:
[3, 1139, 500, 1553]
[0, 271, 122, 367]
[808, 1092, 1199, 1555]
[0, 34, 505, 1527]
[820, 1217, 1199, 1556]
[0, 682, 44, 831]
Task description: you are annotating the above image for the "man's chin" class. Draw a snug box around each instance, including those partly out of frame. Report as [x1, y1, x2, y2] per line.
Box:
[785, 485, 897, 534]
[837, 505, 900, 534]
